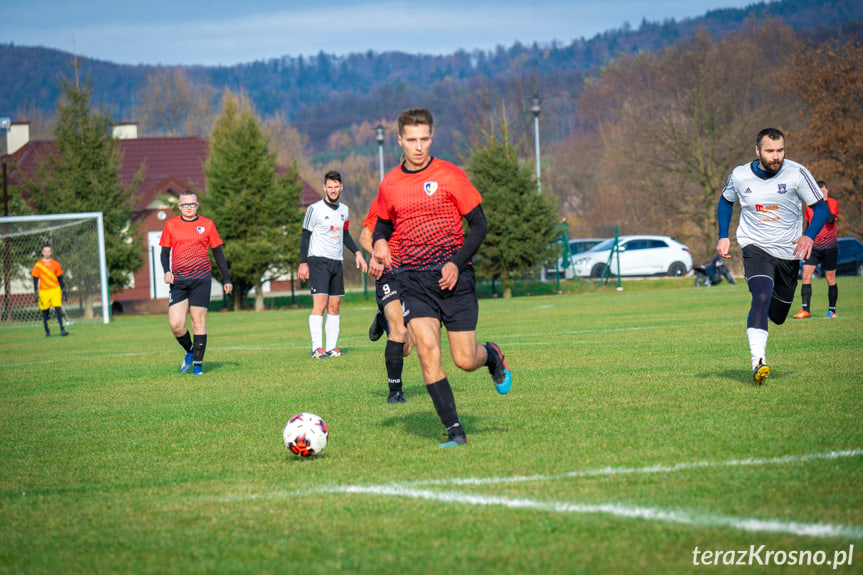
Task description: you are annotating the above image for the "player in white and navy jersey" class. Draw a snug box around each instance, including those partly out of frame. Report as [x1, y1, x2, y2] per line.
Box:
[717, 128, 830, 384]
[298, 170, 367, 358]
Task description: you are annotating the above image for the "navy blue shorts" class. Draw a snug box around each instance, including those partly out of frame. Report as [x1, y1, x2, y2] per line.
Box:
[742, 245, 798, 304]
[400, 266, 478, 332]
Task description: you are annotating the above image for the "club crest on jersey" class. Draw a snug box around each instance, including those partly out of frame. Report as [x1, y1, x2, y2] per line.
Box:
[424, 182, 438, 196]
[196, 226, 205, 234]
[777, 183, 787, 194]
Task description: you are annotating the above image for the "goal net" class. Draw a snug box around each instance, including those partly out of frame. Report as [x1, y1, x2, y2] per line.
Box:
[0, 212, 110, 325]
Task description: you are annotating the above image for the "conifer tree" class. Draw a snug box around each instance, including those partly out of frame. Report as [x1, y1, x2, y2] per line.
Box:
[204, 90, 302, 310]
[26, 75, 143, 295]
[466, 124, 558, 297]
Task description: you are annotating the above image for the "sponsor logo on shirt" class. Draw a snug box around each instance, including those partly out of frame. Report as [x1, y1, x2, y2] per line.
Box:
[755, 204, 780, 222]
[424, 182, 438, 196]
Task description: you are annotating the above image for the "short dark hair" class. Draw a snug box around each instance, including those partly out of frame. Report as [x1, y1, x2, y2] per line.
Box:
[324, 170, 342, 184]
[398, 108, 434, 135]
[42, 244, 52, 250]
[817, 180, 827, 188]
[756, 128, 785, 148]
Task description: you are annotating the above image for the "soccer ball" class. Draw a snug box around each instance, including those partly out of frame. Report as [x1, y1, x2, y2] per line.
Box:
[283, 412, 329, 457]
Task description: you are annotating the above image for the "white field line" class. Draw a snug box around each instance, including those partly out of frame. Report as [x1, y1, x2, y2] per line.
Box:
[321, 484, 863, 540]
[215, 448, 863, 540]
[405, 448, 863, 487]
[0, 343, 306, 367]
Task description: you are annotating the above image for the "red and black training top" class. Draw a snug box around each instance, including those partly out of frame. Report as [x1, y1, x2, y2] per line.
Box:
[159, 215, 224, 280]
[375, 158, 482, 271]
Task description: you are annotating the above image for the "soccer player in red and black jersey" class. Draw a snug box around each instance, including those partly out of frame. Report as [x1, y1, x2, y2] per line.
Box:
[159, 191, 232, 375]
[371, 108, 511, 448]
[794, 180, 840, 319]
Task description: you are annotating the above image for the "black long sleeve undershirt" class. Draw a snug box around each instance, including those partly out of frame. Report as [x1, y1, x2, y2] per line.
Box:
[161, 246, 171, 275]
[343, 230, 360, 255]
[299, 229, 312, 264]
[372, 217, 394, 244]
[212, 245, 231, 285]
[448, 205, 487, 271]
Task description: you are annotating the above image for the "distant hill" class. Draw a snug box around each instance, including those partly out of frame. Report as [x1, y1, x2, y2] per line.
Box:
[1, 0, 860, 155]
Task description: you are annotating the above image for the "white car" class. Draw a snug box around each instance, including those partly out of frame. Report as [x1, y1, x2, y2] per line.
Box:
[546, 238, 607, 279]
[572, 235, 693, 278]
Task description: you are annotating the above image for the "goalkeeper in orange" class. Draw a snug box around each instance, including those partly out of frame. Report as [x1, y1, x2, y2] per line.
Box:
[31, 244, 69, 337]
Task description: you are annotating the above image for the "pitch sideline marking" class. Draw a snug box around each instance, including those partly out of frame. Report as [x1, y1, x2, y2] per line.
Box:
[322, 484, 863, 540]
[217, 448, 863, 540]
[406, 448, 863, 487]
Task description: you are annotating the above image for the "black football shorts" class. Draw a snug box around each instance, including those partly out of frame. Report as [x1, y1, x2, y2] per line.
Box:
[169, 276, 212, 308]
[400, 266, 478, 332]
[742, 245, 799, 304]
[307, 256, 345, 297]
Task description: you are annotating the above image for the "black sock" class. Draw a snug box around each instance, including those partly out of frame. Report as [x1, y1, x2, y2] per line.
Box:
[42, 310, 50, 334]
[828, 284, 838, 312]
[193, 334, 207, 364]
[176, 331, 193, 353]
[56, 309, 65, 331]
[425, 377, 459, 429]
[385, 340, 404, 392]
[801, 284, 812, 311]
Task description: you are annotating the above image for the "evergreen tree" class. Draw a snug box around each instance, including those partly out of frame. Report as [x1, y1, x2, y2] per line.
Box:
[26, 76, 144, 296]
[466, 124, 558, 297]
[204, 90, 302, 310]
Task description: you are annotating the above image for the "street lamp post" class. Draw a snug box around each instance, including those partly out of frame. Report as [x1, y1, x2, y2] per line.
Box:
[1, 117, 12, 322]
[530, 94, 542, 194]
[375, 125, 385, 183]
[1, 117, 10, 216]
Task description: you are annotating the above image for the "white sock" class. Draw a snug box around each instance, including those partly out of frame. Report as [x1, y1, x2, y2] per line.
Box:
[746, 327, 768, 370]
[325, 314, 340, 351]
[309, 314, 324, 350]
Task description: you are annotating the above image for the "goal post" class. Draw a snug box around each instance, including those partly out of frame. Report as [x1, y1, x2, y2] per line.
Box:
[0, 212, 110, 325]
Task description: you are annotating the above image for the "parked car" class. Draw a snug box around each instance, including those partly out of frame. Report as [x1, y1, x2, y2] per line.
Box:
[546, 238, 607, 279]
[571, 235, 693, 278]
[798, 237, 863, 278]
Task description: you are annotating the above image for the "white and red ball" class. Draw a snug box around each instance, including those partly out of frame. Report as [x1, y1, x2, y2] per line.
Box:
[283, 413, 328, 457]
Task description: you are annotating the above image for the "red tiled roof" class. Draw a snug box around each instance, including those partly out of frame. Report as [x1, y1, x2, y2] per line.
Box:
[6, 135, 320, 210]
[300, 179, 321, 206]
[118, 137, 209, 209]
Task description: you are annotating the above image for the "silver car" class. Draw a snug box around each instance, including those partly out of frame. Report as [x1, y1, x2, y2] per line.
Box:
[546, 238, 607, 279]
[572, 235, 693, 278]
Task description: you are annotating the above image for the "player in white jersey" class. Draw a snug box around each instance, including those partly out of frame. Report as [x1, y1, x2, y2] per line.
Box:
[717, 128, 830, 384]
[298, 170, 368, 358]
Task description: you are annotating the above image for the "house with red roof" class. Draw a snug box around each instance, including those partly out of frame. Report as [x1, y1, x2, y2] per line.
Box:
[4, 121, 320, 312]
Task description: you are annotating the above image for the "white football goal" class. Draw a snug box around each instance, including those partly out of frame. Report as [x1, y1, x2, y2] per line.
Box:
[0, 212, 110, 325]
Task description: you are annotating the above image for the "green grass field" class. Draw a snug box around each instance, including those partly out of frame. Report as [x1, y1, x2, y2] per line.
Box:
[2, 278, 862, 574]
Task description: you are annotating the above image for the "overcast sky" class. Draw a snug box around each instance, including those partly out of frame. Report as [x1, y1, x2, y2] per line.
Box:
[5, 0, 763, 66]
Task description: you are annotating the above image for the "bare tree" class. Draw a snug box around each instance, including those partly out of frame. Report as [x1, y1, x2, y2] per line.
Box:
[556, 22, 801, 263]
[134, 68, 218, 137]
[262, 112, 315, 183]
[787, 34, 863, 236]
